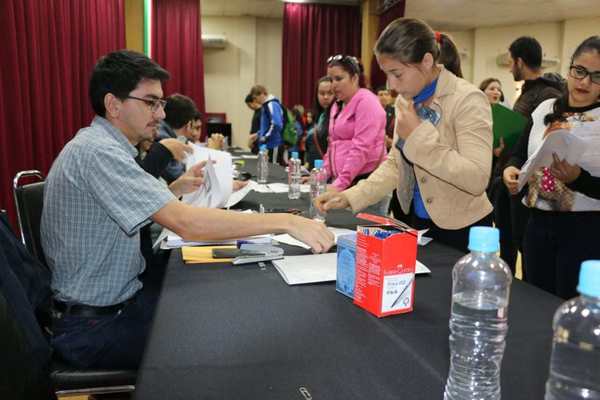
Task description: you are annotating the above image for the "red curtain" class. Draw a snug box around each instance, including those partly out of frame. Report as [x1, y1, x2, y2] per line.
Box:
[151, 0, 206, 138]
[0, 0, 125, 228]
[369, 0, 406, 90]
[282, 3, 361, 109]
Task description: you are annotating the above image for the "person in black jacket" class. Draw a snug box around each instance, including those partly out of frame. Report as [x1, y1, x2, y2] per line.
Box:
[245, 93, 262, 154]
[491, 36, 564, 277]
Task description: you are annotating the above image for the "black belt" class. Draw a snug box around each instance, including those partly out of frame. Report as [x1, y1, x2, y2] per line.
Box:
[53, 297, 134, 318]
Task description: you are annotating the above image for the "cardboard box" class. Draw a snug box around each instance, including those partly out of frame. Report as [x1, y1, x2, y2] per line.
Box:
[353, 214, 418, 318]
[336, 233, 357, 299]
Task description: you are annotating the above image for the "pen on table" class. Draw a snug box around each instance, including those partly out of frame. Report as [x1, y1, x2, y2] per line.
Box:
[391, 276, 414, 308]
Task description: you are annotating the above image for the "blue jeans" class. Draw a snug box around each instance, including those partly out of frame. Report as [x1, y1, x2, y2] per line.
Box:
[51, 285, 159, 369]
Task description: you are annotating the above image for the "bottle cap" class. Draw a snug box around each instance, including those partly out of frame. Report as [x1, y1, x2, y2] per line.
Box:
[314, 159, 324, 169]
[259, 144, 267, 151]
[468, 226, 499, 253]
[291, 152, 299, 159]
[577, 260, 600, 297]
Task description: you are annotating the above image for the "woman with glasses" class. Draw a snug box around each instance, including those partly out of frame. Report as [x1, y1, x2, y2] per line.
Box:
[322, 55, 387, 192]
[502, 36, 600, 298]
[316, 18, 493, 252]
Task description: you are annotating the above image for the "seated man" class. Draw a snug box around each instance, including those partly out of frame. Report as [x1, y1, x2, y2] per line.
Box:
[155, 93, 202, 183]
[41, 50, 334, 370]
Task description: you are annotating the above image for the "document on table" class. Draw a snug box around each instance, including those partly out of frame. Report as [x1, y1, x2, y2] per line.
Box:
[273, 254, 431, 285]
[182, 145, 233, 208]
[273, 227, 355, 249]
[517, 129, 587, 191]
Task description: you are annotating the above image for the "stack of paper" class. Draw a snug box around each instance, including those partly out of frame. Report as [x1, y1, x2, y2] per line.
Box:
[273, 227, 355, 249]
[272, 254, 431, 286]
[182, 145, 233, 208]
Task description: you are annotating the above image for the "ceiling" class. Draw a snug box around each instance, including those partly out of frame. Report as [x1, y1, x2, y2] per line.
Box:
[202, 0, 600, 28]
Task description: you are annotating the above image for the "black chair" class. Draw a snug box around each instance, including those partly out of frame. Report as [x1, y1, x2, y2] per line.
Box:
[12, 171, 137, 398]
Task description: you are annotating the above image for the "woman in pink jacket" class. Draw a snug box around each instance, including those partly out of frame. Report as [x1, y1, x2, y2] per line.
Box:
[324, 55, 387, 191]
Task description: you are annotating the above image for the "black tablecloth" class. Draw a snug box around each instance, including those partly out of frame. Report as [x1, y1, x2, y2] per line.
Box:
[134, 154, 563, 399]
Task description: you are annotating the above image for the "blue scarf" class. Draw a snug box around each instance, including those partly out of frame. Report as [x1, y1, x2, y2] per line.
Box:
[412, 79, 440, 220]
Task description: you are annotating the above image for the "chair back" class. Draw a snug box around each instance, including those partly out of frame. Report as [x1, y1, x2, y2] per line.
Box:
[13, 171, 47, 267]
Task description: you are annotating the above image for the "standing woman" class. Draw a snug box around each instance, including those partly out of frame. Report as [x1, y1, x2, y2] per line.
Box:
[323, 55, 387, 191]
[503, 36, 600, 298]
[316, 18, 493, 252]
[305, 76, 334, 169]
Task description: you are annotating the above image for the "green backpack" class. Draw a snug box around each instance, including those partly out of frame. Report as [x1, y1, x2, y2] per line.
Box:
[281, 108, 298, 146]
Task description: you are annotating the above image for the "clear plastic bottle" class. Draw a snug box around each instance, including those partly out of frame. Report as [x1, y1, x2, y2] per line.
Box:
[545, 260, 600, 400]
[288, 151, 301, 200]
[444, 227, 512, 400]
[309, 159, 327, 222]
[257, 145, 269, 184]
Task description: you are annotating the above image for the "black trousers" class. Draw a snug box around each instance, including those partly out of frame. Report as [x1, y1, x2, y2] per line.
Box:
[524, 209, 600, 299]
[410, 211, 493, 254]
[490, 179, 519, 275]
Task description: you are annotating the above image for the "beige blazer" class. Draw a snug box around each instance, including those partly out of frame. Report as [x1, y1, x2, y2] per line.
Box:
[344, 66, 493, 230]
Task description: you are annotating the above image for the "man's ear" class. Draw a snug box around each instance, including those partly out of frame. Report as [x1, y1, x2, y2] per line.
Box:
[104, 93, 122, 118]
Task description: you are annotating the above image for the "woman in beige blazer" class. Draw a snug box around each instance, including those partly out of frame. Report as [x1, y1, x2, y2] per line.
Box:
[315, 18, 493, 252]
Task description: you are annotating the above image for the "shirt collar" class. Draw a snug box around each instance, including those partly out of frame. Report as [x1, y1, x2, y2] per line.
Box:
[91, 116, 139, 157]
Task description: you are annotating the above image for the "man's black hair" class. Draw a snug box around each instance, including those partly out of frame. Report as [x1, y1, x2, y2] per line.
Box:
[509, 36, 543, 69]
[89, 50, 170, 117]
[164, 94, 199, 129]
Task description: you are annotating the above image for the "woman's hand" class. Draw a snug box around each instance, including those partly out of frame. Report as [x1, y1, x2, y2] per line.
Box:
[550, 153, 581, 184]
[503, 166, 521, 195]
[395, 98, 421, 140]
[314, 191, 349, 213]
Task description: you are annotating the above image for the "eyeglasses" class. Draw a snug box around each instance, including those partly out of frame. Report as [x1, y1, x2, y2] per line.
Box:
[569, 65, 600, 85]
[126, 95, 167, 112]
[327, 54, 360, 73]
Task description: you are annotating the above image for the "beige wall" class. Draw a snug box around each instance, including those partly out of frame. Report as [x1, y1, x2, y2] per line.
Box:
[202, 16, 282, 148]
[437, 16, 600, 106]
[125, 0, 144, 52]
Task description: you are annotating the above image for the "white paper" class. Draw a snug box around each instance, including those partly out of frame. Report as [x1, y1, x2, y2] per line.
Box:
[272, 254, 430, 286]
[518, 129, 587, 191]
[273, 253, 338, 285]
[225, 181, 254, 208]
[273, 227, 355, 249]
[156, 225, 271, 249]
[182, 145, 233, 208]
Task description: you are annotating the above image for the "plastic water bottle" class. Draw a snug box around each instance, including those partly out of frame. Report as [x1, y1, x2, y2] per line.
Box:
[545, 260, 600, 400]
[309, 159, 327, 222]
[288, 151, 301, 200]
[444, 227, 512, 400]
[257, 145, 269, 184]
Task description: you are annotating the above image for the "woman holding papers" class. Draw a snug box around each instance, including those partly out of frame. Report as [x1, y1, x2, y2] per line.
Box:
[315, 18, 493, 252]
[503, 36, 600, 298]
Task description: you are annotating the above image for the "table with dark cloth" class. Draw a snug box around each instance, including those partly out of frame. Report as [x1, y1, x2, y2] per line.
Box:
[134, 153, 562, 399]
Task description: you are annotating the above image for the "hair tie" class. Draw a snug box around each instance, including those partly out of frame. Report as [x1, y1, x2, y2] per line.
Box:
[434, 31, 442, 44]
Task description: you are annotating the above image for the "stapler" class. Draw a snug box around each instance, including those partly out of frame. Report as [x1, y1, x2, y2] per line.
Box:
[232, 244, 285, 265]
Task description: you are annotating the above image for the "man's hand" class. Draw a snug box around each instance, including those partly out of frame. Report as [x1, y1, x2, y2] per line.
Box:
[550, 153, 581, 184]
[232, 180, 249, 192]
[160, 138, 193, 161]
[503, 166, 521, 195]
[248, 133, 258, 149]
[314, 191, 350, 213]
[286, 215, 334, 253]
[169, 161, 207, 197]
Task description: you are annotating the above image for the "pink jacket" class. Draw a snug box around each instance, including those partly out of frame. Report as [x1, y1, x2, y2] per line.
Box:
[324, 88, 387, 190]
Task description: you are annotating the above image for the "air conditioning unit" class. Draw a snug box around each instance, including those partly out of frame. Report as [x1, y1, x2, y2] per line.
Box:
[496, 52, 560, 68]
[202, 34, 227, 49]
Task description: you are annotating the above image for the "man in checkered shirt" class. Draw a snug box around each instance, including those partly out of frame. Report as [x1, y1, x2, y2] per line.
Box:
[41, 50, 334, 369]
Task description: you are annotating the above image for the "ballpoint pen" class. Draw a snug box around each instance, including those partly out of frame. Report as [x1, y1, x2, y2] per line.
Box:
[390, 276, 414, 308]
